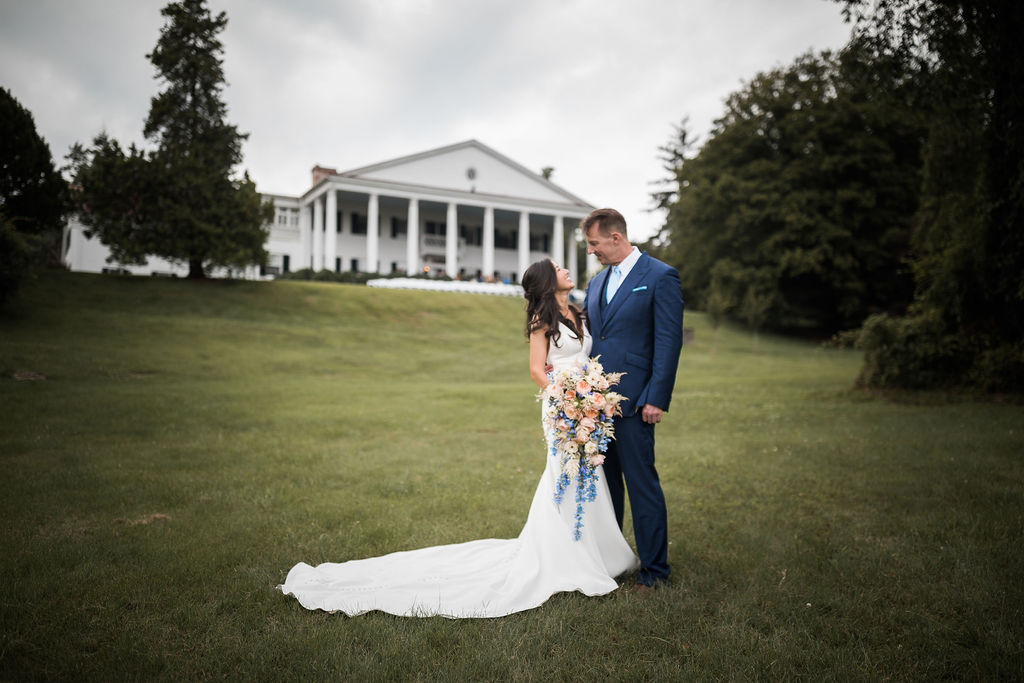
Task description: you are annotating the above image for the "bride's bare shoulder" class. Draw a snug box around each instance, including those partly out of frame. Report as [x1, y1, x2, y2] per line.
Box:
[528, 316, 551, 336]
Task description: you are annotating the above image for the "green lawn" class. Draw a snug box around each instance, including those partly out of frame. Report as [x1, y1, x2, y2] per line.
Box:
[1, 271, 1021, 681]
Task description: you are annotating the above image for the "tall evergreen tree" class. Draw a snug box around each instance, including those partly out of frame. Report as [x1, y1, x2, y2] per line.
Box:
[70, 0, 270, 278]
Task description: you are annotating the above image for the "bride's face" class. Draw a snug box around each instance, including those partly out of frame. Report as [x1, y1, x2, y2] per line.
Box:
[553, 262, 574, 291]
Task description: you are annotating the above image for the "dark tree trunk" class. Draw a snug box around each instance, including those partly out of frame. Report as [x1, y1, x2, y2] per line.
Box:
[188, 257, 205, 279]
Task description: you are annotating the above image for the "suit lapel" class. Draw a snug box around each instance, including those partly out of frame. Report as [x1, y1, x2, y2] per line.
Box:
[602, 253, 651, 325]
[587, 267, 609, 333]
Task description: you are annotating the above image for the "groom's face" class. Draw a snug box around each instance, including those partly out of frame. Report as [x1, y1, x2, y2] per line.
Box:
[585, 226, 625, 266]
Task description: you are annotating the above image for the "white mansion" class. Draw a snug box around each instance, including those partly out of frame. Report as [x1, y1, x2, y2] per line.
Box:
[62, 140, 596, 284]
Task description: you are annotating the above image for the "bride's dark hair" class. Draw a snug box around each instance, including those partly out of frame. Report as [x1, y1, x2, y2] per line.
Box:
[522, 259, 584, 346]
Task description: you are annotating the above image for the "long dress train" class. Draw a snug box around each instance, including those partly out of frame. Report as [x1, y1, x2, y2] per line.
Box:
[278, 322, 639, 618]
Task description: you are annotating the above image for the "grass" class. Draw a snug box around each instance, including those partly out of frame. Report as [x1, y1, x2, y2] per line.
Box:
[1, 270, 1022, 681]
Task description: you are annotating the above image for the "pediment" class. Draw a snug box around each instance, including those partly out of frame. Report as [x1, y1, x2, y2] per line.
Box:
[339, 140, 589, 207]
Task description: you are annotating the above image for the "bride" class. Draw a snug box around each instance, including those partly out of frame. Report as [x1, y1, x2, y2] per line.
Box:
[279, 259, 639, 618]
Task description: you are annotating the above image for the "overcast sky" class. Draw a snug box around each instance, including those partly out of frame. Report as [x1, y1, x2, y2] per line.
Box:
[1, 0, 853, 241]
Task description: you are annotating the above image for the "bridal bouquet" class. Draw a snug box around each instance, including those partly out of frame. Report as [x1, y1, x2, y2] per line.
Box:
[540, 356, 626, 540]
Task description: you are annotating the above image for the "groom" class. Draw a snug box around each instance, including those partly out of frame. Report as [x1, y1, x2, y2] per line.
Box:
[583, 208, 684, 589]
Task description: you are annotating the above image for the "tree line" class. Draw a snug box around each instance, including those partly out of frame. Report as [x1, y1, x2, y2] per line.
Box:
[651, 0, 1023, 391]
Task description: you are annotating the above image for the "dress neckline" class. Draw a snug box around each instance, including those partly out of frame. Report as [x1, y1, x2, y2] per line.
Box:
[559, 319, 588, 338]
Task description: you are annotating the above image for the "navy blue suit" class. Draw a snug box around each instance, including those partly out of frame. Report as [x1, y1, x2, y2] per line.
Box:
[585, 252, 684, 586]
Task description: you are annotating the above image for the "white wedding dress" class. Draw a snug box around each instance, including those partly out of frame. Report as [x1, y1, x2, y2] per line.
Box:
[279, 322, 639, 618]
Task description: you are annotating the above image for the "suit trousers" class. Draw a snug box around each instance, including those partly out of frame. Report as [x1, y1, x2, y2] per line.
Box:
[602, 412, 670, 586]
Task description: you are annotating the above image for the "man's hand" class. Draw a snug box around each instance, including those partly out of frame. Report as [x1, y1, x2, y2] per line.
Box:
[640, 404, 664, 424]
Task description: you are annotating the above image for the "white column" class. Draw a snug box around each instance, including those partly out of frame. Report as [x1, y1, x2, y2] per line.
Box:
[312, 195, 324, 271]
[567, 222, 578, 286]
[587, 253, 599, 277]
[551, 215, 564, 268]
[325, 190, 337, 273]
[406, 198, 419, 275]
[482, 206, 495, 280]
[517, 211, 530, 281]
[299, 202, 312, 270]
[445, 202, 458, 277]
[366, 192, 379, 273]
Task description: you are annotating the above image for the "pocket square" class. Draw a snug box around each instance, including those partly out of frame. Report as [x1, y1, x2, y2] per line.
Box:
[632, 285, 648, 292]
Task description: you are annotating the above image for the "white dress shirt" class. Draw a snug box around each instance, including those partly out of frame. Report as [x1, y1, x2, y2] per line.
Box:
[606, 246, 641, 303]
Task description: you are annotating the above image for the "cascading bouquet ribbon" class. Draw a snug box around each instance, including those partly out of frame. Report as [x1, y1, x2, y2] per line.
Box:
[539, 356, 626, 540]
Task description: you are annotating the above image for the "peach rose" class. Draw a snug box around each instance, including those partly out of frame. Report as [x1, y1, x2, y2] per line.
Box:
[564, 404, 581, 420]
[590, 393, 606, 409]
[584, 407, 599, 420]
[588, 454, 605, 467]
[580, 416, 597, 432]
[576, 379, 591, 395]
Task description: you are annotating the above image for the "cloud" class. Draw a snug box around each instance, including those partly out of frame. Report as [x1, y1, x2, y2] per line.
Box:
[0, 0, 853, 239]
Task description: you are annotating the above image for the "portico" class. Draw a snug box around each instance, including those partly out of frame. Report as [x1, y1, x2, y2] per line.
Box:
[286, 140, 592, 284]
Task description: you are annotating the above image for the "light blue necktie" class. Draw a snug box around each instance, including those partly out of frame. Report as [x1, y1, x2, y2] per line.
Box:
[605, 265, 623, 304]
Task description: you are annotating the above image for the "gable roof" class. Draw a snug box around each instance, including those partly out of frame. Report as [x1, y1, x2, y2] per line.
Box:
[337, 139, 592, 208]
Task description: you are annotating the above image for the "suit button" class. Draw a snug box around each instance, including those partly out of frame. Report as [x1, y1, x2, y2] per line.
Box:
[600, 336, 606, 340]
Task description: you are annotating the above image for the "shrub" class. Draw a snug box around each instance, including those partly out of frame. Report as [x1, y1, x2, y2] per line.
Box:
[855, 313, 969, 389]
[855, 312, 1023, 392]
[0, 216, 45, 305]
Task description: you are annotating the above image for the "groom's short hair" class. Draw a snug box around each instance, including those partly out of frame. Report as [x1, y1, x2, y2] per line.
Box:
[582, 208, 628, 240]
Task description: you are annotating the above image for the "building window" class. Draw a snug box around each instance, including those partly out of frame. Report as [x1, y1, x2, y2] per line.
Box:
[530, 233, 550, 252]
[391, 261, 399, 273]
[351, 258, 359, 271]
[262, 253, 286, 276]
[460, 224, 482, 246]
[335, 257, 341, 273]
[424, 220, 445, 236]
[391, 217, 407, 239]
[336, 212, 343, 232]
[283, 255, 290, 273]
[351, 213, 367, 235]
[494, 229, 516, 249]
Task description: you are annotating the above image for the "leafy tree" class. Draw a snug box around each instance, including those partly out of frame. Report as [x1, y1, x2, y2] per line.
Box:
[839, 0, 1024, 390]
[0, 86, 69, 302]
[656, 39, 923, 335]
[69, 0, 271, 278]
[66, 135, 153, 268]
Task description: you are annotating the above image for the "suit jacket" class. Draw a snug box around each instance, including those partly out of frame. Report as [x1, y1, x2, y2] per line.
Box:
[585, 252, 684, 416]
